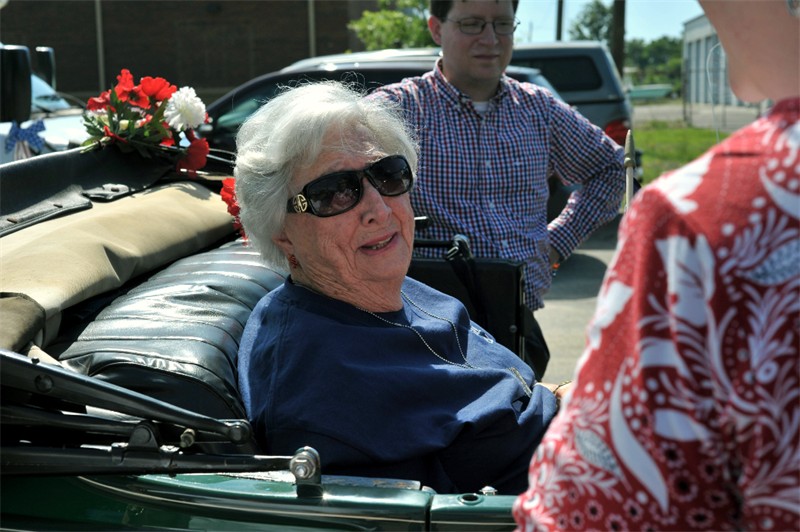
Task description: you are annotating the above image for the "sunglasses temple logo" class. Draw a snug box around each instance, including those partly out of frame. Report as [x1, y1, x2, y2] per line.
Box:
[292, 194, 309, 213]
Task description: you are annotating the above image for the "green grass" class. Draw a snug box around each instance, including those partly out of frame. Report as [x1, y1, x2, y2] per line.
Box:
[635, 120, 728, 185]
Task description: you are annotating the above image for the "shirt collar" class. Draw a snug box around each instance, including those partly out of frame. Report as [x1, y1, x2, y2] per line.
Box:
[432, 58, 510, 109]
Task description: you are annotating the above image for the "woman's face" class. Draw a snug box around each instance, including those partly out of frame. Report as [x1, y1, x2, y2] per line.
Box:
[274, 128, 415, 306]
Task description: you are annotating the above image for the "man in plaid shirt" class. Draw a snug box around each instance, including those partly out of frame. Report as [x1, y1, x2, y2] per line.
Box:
[370, 0, 625, 377]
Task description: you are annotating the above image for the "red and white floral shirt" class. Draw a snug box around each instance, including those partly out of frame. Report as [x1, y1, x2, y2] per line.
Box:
[514, 98, 800, 531]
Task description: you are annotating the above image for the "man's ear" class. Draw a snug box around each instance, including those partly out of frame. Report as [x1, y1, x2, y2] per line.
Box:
[428, 15, 443, 45]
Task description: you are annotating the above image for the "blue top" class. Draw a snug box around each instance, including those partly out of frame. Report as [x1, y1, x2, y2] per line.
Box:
[238, 276, 558, 494]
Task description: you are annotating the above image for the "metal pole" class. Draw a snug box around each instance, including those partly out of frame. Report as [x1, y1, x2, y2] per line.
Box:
[307, 0, 316, 58]
[556, 0, 564, 41]
[94, 0, 106, 91]
[623, 130, 635, 212]
[610, 0, 626, 75]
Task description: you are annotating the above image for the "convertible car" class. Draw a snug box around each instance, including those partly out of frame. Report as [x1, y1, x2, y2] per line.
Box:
[0, 146, 520, 530]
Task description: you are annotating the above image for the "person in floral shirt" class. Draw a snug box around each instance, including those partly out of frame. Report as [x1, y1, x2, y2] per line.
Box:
[514, 0, 799, 530]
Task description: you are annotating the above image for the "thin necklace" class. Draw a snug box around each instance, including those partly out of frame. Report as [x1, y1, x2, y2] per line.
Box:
[300, 283, 533, 398]
[358, 291, 532, 398]
[357, 290, 474, 369]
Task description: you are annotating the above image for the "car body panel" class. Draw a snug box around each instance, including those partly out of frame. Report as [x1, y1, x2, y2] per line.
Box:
[1, 474, 516, 530]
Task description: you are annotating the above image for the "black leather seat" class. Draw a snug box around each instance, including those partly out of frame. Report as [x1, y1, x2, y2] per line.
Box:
[58, 240, 285, 451]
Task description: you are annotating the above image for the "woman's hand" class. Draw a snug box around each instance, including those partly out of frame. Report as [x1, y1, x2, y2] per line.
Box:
[540, 380, 572, 407]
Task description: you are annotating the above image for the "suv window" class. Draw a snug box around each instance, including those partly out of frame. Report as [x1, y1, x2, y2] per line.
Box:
[512, 55, 602, 93]
[216, 84, 282, 132]
[206, 61, 560, 153]
[212, 69, 435, 143]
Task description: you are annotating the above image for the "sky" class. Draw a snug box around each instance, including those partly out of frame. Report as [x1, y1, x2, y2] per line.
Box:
[515, 0, 705, 43]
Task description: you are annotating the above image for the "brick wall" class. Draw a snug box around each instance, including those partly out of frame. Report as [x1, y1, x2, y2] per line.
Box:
[0, 0, 376, 101]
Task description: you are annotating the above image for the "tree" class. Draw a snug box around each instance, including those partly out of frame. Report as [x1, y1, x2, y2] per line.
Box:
[569, 0, 612, 42]
[348, 0, 435, 51]
[626, 36, 683, 91]
[569, 0, 625, 73]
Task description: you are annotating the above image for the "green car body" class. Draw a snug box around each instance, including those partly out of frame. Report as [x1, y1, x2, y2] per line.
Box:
[2, 475, 516, 530]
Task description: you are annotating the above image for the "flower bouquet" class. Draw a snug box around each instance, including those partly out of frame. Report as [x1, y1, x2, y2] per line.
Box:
[82, 69, 210, 175]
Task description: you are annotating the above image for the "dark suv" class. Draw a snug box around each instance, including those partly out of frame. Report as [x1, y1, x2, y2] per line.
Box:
[200, 53, 560, 154]
[198, 51, 579, 221]
[511, 41, 633, 149]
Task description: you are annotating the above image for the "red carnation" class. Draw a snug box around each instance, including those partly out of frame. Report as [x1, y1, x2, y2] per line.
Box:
[113, 69, 149, 108]
[221, 177, 246, 238]
[87, 90, 112, 111]
[176, 137, 209, 175]
[128, 88, 151, 109]
[113, 69, 135, 101]
[140, 76, 177, 102]
[221, 178, 240, 218]
[160, 133, 176, 147]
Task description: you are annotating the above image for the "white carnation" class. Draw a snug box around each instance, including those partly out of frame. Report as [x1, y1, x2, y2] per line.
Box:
[163, 87, 206, 131]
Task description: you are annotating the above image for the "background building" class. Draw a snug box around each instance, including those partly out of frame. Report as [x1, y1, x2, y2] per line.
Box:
[681, 12, 763, 130]
[0, 0, 376, 102]
[682, 13, 733, 107]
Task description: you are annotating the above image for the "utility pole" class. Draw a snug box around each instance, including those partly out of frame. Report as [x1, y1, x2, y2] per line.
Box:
[610, 0, 626, 75]
[556, 0, 564, 41]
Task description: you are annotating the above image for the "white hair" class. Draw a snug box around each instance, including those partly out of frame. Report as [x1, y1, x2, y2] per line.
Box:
[233, 80, 418, 269]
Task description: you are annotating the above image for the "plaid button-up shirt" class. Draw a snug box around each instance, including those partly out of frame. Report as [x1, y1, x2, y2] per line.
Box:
[371, 61, 625, 309]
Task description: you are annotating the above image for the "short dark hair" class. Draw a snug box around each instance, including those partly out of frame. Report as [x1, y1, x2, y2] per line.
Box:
[430, 0, 519, 20]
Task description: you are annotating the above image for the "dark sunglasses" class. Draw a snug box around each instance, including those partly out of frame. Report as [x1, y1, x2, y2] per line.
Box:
[286, 155, 414, 217]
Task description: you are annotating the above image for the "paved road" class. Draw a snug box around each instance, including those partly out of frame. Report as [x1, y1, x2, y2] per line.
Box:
[537, 215, 620, 384]
[537, 102, 762, 384]
[633, 102, 760, 132]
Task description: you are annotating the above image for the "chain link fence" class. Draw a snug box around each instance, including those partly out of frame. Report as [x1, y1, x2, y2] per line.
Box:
[680, 38, 763, 131]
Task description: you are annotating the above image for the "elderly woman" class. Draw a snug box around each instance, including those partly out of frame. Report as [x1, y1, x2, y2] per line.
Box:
[235, 81, 563, 495]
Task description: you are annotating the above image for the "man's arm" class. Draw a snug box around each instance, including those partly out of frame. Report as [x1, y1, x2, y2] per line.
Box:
[546, 100, 625, 262]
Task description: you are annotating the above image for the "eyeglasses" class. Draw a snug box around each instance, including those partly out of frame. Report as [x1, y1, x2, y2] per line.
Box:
[444, 17, 519, 36]
[286, 155, 414, 218]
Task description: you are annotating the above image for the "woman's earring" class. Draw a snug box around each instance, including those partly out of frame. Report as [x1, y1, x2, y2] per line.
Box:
[288, 255, 299, 269]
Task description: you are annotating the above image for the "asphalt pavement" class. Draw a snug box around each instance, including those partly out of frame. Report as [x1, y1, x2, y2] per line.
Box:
[536, 102, 762, 384]
[537, 215, 620, 384]
[633, 102, 761, 132]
